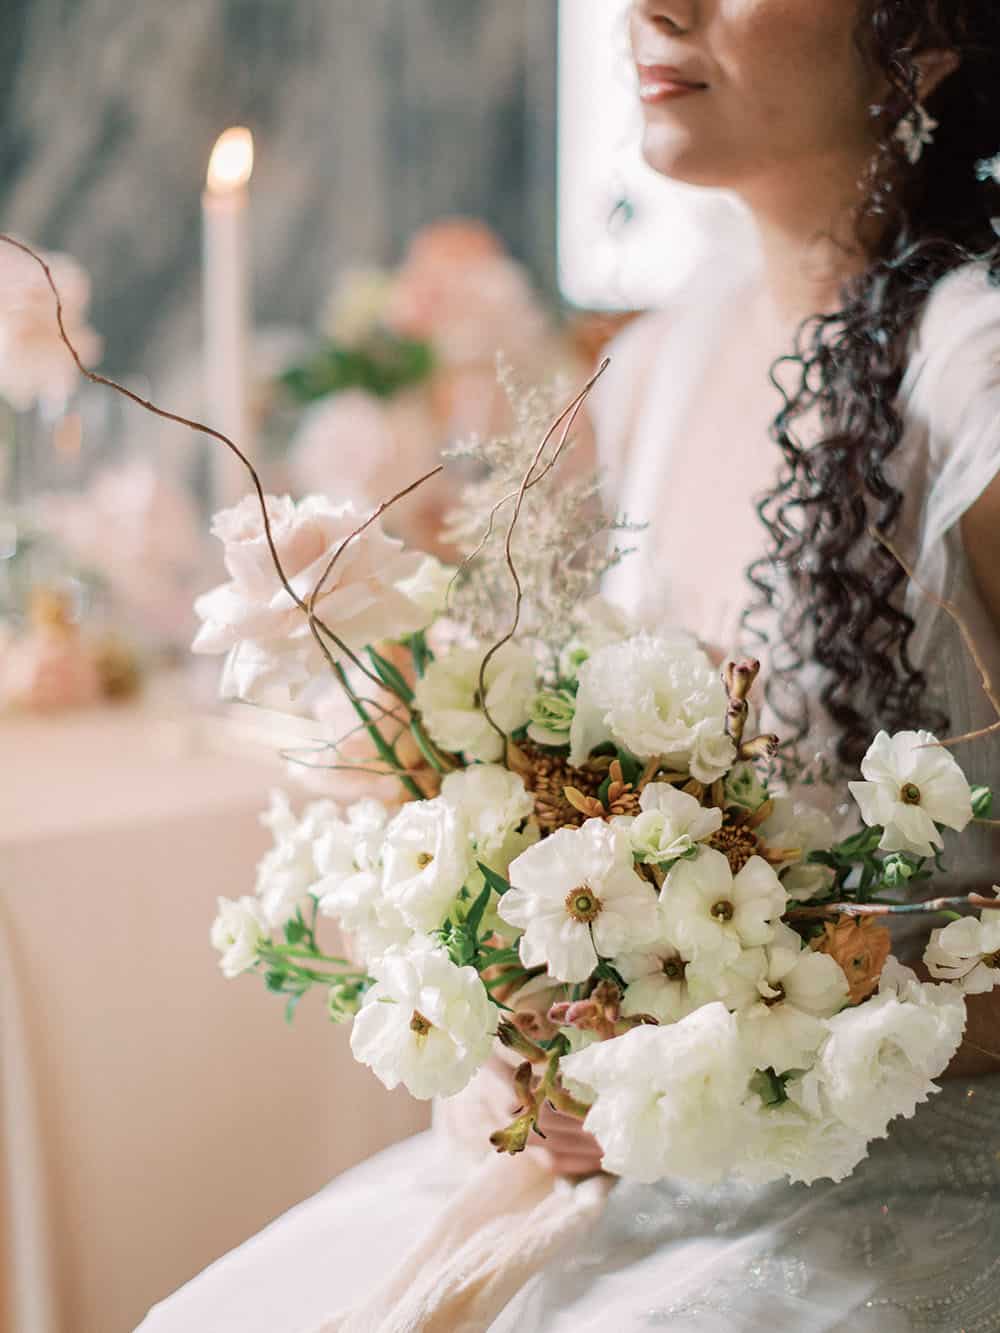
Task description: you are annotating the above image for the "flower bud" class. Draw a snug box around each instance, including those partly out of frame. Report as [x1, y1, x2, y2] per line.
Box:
[972, 785, 994, 819]
[880, 853, 916, 889]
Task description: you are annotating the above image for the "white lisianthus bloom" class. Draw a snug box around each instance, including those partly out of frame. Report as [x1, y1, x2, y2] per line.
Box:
[800, 962, 966, 1139]
[499, 819, 660, 982]
[254, 790, 339, 927]
[924, 892, 1000, 994]
[560, 1004, 756, 1183]
[192, 493, 428, 708]
[627, 783, 723, 866]
[350, 937, 498, 1100]
[395, 555, 457, 623]
[661, 847, 787, 964]
[413, 643, 536, 763]
[568, 632, 736, 779]
[740, 1093, 869, 1187]
[848, 730, 973, 858]
[314, 799, 409, 961]
[380, 797, 473, 933]
[615, 943, 717, 1025]
[211, 896, 268, 979]
[757, 796, 837, 901]
[724, 924, 850, 1074]
[440, 764, 535, 861]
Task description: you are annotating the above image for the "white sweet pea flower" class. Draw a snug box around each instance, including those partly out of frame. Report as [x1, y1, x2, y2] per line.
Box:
[627, 783, 723, 866]
[380, 797, 473, 932]
[192, 494, 428, 708]
[499, 819, 660, 982]
[395, 555, 457, 623]
[413, 643, 535, 762]
[925, 892, 1000, 994]
[615, 943, 717, 1025]
[314, 799, 409, 961]
[350, 937, 498, 1100]
[799, 961, 967, 1139]
[568, 632, 735, 779]
[724, 924, 850, 1074]
[440, 764, 535, 861]
[254, 790, 340, 927]
[211, 896, 268, 979]
[661, 847, 787, 964]
[757, 796, 836, 901]
[848, 730, 973, 858]
[560, 1004, 756, 1183]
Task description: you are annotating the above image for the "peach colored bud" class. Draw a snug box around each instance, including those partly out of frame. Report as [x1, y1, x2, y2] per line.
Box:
[811, 915, 892, 1004]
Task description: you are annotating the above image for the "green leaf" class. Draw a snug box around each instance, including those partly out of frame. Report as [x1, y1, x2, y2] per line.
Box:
[614, 748, 643, 787]
[265, 970, 288, 993]
[366, 645, 415, 704]
[477, 862, 512, 898]
[285, 990, 306, 1024]
[284, 916, 308, 946]
[464, 879, 494, 939]
[407, 630, 432, 679]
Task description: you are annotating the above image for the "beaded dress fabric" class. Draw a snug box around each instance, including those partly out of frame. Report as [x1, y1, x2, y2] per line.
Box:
[139, 263, 1000, 1333]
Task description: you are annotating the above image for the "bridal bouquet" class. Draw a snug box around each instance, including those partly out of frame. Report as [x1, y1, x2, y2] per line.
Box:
[197, 366, 998, 1189]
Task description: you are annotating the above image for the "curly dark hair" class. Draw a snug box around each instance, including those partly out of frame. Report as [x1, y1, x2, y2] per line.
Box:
[746, 1, 1000, 769]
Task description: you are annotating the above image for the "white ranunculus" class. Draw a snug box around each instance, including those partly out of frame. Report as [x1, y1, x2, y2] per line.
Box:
[440, 764, 535, 861]
[350, 937, 498, 1099]
[413, 643, 536, 763]
[314, 799, 409, 961]
[0, 244, 102, 411]
[560, 1004, 756, 1183]
[661, 847, 787, 964]
[627, 782, 723, 866]
[801, 963, 967, 1139]
[211, 896, 268, 979]
[395, 555, 457, 623]
[925, 892, 1000, 994]
[192, 493, 428, 708]
[254, 790, 340, 927]
[615, 944, 717, 1025]
[848, 730, 973, 858]
[500, 819, 661, 983]
[757, 796, 836, 901]
[729, 924, 850, 1074]
[380, 797, 473, 933]
[568, 632, 735, 777]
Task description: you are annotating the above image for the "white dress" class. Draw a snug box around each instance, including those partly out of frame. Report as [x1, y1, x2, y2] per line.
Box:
[138, 263, 1000, 1333]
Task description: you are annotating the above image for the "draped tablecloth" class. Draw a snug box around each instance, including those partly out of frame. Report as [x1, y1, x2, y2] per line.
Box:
[0, 683, 429, 1333]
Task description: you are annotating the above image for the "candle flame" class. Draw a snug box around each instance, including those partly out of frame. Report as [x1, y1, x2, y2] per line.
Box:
[207, 127, 254, 193]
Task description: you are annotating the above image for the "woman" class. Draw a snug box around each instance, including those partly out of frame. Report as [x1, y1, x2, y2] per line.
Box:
[140, 3, 1000, 1328]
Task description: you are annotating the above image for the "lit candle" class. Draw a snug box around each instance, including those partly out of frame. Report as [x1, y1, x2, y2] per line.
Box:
[202, 126, 254, 511]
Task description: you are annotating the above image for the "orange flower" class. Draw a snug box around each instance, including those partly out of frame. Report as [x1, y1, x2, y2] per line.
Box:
[811, 915, 892, 1004]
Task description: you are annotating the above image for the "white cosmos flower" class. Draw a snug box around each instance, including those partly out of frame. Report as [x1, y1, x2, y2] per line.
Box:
[721, 924, 849, 1074]
[848, 730, 973, 858]
[413, 643, 536, 763]
[661, 847, 787, 964]
[799, 961, 967, 1140]
[210, 896, 268, 979]
[254, 790, 340, 927]
[380, 797, 473, 933]
[192, 493, 427, 709]
[314, 799, 409, 961]
[626, 783, 722, 866]
[615, 944, 717, 1025]
[568, 633, 735, 780]
[757, 796, 836, 901]
[350, 937, 498, 1099]
[925, 892, 1000, 994]
[499, 819, 660, 983]
[560, 1004, 756, 1183]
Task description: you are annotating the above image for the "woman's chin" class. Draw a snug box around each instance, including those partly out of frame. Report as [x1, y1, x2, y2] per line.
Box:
[640, 125, 732, 191]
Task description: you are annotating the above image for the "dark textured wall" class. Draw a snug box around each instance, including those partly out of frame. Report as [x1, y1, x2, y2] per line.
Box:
[0, 0, 557, 376]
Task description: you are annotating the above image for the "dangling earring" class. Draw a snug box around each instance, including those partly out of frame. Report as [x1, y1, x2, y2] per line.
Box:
[893, 104, 938, 165]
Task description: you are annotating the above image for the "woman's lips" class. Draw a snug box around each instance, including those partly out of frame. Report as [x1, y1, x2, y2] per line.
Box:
[636, 64, 708, 104]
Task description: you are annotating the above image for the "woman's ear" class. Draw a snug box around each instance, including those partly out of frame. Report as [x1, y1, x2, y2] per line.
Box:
[914, 48, 961, 101]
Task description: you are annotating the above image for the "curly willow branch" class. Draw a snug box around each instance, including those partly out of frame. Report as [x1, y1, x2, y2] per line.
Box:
[475, 359, 610, 753]
[0, 232, 438, 720]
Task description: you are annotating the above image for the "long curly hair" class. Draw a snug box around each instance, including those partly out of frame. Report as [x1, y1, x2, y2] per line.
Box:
[746, 1, 1000, 769]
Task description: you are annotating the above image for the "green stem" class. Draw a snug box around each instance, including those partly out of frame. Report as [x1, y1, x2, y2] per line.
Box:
[266, 944, 351, 966]
[333, 660, 423, 801]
